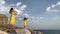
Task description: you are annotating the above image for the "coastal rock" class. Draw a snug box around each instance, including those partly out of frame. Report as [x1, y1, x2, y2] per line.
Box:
[0, 14, 8, 25]
[16, 29, 31, 34]
[0, 30, 9, 34]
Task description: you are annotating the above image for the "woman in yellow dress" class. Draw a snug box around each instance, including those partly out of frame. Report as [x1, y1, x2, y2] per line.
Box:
[23, 17, 27, 28]
[9, 8, 16, 30]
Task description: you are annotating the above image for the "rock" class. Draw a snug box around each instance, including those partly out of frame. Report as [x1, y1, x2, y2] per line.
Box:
[0, 14, 8, 25]
[7, 29, 17, 34]
[37, 31, 43, 34]
[16, 29, 31, 34]
[0, 30, 9, 34]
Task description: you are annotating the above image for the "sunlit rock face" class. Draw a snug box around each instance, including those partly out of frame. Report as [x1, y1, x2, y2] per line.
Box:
[16, 29, 31, 34]
[0, 31, 9, 34]
[0, 14, 8, 25]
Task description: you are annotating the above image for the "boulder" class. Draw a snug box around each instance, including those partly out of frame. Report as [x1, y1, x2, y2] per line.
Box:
[0, 14, 8, 25]
[16, 29, 31, 34]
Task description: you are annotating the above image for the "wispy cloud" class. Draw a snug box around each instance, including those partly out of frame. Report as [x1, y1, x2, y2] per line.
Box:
[20, 5, 27, 10]
[46, 7, 51, 11]
[56, 2, 60, 5]
[0, 0, 5, 4]
[14, 8, 22, 14]
[16, 2, 21, 7]
[23, 13, 30, 18]
[46, 2, 60, 13]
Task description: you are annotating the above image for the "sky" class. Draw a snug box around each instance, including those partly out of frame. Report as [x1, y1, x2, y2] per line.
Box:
[0, 0, 60, 30]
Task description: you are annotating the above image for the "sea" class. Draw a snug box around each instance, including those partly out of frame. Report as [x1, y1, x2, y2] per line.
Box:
[35, 30, 60, 34]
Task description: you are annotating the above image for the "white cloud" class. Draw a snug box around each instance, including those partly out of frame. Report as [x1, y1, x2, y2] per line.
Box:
[14, 8, 22, 14]
[51, 4, 55, 8]
[23, 13, 30, 18]
[0, 0, 5, 4]
[56, 2, 60, 5]
[46, 2, 60, 13]
[20, 5, 27, 10]
[46, 6, 51, 11]
[16, 2, 21, 7]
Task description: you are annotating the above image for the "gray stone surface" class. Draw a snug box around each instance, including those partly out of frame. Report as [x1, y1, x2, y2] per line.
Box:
[7, 30, 17, 34]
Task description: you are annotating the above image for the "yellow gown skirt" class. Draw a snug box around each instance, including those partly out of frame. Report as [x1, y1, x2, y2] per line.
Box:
[9, 14, 15, 25]
[24, 20, 27, 27]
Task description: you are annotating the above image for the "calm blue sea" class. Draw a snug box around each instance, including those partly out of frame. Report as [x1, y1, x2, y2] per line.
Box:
[35, 30, 60, 34]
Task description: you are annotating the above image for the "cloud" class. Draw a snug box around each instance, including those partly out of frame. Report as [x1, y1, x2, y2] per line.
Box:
[14, 8, 22, 14]
[46, 2, 60, 13]
[16, 2, 21, 7]
[51, 4, 55, 8]
[0, 0, 27, 15]
[56, 2, 60, 5]
[46, 7, 51, 11]
[20, 5, 27, 10]
[23, 13, 30, 18]
[0, 0, 5, 5]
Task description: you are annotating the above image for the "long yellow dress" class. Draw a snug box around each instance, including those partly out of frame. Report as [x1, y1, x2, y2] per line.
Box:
[9, 10, 15, 25]
[24, 20, 27, 27]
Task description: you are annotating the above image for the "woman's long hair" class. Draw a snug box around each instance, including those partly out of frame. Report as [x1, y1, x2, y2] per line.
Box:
[9, 8, 13, 13]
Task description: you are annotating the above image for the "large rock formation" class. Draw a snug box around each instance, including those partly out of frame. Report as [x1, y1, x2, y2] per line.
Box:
[16, 29, 31, 34]
[0, 14, 8, 25]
